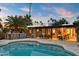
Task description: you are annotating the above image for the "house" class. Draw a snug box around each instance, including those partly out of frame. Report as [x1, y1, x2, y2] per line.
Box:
[27, 24, 77, 42]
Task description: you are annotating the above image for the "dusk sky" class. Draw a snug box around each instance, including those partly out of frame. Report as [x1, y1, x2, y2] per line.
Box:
[0, 3, 79, 24]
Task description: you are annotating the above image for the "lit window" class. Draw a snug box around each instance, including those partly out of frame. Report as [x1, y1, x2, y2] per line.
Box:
[71, 29, 73, 37]
[67, 29, 70, 34]
[53, 29, 55, 33]
[37, 29, 39, 32]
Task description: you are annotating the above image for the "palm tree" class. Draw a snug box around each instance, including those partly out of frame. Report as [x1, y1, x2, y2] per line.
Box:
[36, 21, 39, 25]
[4, 15, 33, 32]
[0, 18, 4, 39]
[34, 21, 37, 25]
[50, 18, 56, 22]
[24, 14, 32, 26]
[5, 15, 25, 32]
[50, 18, 69, 26]
[49, 18, 58, 26]
[40, 21, 43, 25]
[58, 18, 69, 25]
[34, 21, 39, 25]
[50, 18, 57, 24]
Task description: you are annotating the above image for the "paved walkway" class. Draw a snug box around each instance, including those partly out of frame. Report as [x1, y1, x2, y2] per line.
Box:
[0, 38, 79, 56]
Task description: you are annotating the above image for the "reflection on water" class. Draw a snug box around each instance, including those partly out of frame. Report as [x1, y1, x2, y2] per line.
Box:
[0, 48, 9, 56]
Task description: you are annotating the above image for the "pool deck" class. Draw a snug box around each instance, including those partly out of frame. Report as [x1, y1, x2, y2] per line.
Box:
[0, 38, 79, 56]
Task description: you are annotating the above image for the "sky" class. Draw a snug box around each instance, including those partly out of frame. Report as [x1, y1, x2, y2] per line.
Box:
[0, 3, 79, 24]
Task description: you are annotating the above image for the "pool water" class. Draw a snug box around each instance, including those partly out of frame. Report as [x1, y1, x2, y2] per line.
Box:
[0, 41, 76, 56]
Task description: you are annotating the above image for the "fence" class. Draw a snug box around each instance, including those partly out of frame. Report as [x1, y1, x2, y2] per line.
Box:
[5, 33, 27, 40]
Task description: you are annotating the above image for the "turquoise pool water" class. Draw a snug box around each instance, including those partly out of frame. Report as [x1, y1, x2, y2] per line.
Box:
[0, 41, 76, 56]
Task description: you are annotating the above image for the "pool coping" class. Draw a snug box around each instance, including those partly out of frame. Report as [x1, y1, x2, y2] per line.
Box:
[0, 38, 79, 56]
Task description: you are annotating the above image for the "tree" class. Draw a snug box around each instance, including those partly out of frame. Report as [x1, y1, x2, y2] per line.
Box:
[73, 20, 79, 42]
[34, 21, 39, 25]
[0, 18, 2, 21]
[4, 15, 32, 32]
[48, 18, 57, 26]
[50, 18, 69, 26]
[40, 21, 43, 25]
[58, 18, 69, 25]
[34, 21, 37, 25]
[0, 18, 2, 28]
[49, 18, 58, 26]
[0, 23, 2, 28]
[0, 10, 2, 28]
[0, 18, 4, 39]
[50, 18, 56, 22]
[36, 21, 39, 24]
[24, 14, 32, 26]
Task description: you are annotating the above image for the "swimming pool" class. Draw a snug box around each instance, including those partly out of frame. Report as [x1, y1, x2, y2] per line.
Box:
[0, 41, 76, 56]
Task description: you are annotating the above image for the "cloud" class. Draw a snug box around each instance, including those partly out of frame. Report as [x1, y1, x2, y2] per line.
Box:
[31, 13, 55, 25]
[0, 6, 9, 11]
[54, 7, 74, 17]
[41, 6, 74, 17]
[31, 13, 75, 24]
[20, 7, 29, 12]
[32, 13, 46, 22]
[0, 13, 25, 23]
[31, 9, 77, 24]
